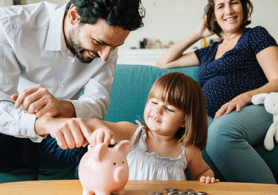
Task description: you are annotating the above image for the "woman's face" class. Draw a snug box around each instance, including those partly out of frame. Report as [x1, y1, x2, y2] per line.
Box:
[213, 0, 244, 35]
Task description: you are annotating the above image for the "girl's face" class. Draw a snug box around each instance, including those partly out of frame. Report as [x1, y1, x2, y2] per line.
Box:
[143, 97, 185, 137]
[214, 0, 244, 35]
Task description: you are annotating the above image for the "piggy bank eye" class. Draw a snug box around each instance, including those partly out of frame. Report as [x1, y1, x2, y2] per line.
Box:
[122, 161, 124, 164]
[113, 162, 116, 165]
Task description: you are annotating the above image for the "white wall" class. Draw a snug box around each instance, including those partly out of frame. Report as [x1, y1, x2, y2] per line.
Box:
[10, 0, 278, 50]
[0, 0, 13, 7]
[124, 0, 278, 50]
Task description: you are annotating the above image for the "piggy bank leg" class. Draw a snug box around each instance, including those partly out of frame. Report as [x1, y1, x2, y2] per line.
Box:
[82, 188, 95, 195]
[113, 187, 125, 195]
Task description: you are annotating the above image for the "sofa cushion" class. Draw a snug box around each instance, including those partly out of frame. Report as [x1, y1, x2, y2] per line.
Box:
[105, 64, 278, 182]
[105, 64, 200, 123]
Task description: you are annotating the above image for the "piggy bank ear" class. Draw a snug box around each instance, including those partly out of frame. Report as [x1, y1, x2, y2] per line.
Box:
[93, 143, 108, 162]
[251, 93, 268, 105]
[115, 140, 131, 156]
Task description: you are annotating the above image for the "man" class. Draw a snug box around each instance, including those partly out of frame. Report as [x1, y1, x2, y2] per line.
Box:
[0, 0, 144, 177]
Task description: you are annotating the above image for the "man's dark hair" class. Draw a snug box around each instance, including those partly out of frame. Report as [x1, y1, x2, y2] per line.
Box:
[66, 0, 145, 31]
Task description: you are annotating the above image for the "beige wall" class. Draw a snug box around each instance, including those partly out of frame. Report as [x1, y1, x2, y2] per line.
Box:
[0, 0, 13, 7]
[5, 0, 278, 50]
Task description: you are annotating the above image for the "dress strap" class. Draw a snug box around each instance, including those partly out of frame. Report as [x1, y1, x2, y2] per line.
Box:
[131, 120, 143, 146]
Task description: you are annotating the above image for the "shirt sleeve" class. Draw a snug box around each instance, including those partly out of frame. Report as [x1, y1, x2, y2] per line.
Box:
[70, 49, 118, 120]
[249, 26, 278, 55]
[0, 12, 44, 142]
[194, 46, 210, 64]
[194, 42, 219, 65]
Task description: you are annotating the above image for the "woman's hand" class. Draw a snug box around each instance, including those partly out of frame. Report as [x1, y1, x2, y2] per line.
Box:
[214, 93, 251, 120]
[199, 176, 220, 184]
[196, 17, 215, 38]
[89, 128, 116, 146]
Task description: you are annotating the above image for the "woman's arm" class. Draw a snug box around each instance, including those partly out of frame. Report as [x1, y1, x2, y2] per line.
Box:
[185, 145, 219, 183]
[155, 19, 214, 69]
[214, 46, 278, 119]
[85, 118, 138, 145]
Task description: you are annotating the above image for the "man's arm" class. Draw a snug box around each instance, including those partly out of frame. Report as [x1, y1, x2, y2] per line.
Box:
[0, 28, 41, 139]
[70, 49, 118, 120]
[11, 85, 76, 118]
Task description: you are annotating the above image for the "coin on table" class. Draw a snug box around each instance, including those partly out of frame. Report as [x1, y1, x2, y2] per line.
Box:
[169, 187, 178, 191]
[197, 192, 207, 195]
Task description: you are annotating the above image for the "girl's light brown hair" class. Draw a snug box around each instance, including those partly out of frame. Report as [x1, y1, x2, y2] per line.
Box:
[205, 0, 253, 37]
[145, 72, 208, 151]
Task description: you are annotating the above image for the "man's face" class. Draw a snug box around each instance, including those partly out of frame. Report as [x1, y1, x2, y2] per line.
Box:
[68, 18, 130, 63]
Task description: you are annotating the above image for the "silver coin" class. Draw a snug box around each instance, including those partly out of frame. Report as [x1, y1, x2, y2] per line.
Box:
[197, 192, 207, 195]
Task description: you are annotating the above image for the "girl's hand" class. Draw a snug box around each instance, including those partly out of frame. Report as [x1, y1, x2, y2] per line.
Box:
[89, 128, 116, 146]
[214, 93, 251, 120]
[199, 176, 220, 184]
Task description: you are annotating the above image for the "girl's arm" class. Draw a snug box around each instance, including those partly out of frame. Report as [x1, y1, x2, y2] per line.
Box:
[155, 19, 214, 69]
[186, 145, 219, 184]
[85, 118, 138, 145]
[214, 46, 278, 119]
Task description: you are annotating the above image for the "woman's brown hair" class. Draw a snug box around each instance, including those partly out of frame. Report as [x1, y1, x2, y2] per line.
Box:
[205, 0, 253, 37]
[144, 72, 208, 151]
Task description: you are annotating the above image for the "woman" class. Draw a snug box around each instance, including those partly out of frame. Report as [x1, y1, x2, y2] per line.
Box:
[156, 0, 278, 184]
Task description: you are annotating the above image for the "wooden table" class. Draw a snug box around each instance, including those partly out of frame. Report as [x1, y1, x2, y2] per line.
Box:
[0, 180, 277, 195]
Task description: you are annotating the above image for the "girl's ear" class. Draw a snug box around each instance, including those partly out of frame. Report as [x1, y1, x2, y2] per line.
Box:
[180, 120, 186, 128]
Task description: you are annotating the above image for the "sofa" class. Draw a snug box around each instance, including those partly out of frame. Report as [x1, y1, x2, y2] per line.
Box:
[1, 64, 277, 183]
[104, 64, 278, 182]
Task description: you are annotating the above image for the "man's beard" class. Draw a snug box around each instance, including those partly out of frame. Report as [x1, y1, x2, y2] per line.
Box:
[68, 27, 95, 64]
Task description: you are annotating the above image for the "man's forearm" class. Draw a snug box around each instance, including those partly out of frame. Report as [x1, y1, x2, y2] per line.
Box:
[58, 99, 76, 118]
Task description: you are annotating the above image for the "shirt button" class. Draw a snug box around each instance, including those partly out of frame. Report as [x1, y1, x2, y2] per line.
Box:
[60, 85, 64, 88]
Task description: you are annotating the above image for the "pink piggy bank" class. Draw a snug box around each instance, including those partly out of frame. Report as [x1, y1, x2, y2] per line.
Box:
[78, 140, 131, 195]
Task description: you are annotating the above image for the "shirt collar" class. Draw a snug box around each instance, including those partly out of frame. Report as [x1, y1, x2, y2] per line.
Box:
[45, 4, 67, 51]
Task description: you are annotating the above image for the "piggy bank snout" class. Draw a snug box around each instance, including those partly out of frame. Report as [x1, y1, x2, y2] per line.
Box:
[114, 166, 128, 183]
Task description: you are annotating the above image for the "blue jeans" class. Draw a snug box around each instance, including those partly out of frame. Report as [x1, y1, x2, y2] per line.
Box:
[0, 134, 87, 172]
[206, 105, 276, 184]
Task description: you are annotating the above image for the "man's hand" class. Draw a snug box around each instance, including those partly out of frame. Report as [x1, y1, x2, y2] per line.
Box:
[11, 84, 75, 118]
[36, 116, 92, 149]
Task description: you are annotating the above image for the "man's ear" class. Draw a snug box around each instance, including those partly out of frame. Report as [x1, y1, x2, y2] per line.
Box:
[68, 4, 81, 25]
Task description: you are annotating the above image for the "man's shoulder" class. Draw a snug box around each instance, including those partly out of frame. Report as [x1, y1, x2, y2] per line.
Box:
[0, 2, 63, 29]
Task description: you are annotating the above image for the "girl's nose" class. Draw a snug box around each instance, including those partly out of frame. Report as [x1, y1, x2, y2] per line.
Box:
[154, 106, 163, 115]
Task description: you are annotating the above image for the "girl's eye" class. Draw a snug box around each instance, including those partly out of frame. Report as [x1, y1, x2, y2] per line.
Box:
[151, 101, 158, 105]
[166, 107, 174, 112]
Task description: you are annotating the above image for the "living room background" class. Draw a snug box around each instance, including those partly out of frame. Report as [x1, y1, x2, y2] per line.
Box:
[2, 0, 278, 52]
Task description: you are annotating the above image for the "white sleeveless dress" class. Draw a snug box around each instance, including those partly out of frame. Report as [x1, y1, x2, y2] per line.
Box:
[126, 121, 187, 180]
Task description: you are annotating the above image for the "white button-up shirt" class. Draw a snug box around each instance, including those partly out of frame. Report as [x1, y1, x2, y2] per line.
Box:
[0, 2, 118, 142]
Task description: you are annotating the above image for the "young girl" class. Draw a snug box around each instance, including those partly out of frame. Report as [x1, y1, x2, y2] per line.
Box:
[86, 72, 219, 183]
